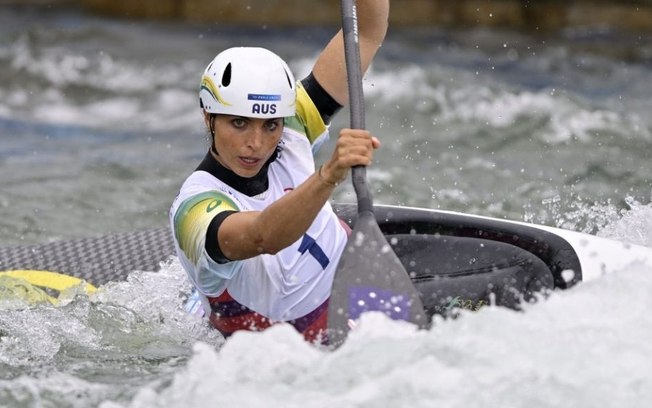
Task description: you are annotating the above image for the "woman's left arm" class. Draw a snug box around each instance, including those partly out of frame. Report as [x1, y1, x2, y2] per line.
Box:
[310, 0, 390, 106]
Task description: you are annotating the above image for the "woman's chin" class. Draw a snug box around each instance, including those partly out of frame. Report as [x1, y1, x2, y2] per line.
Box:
[234, 160, 264, 177]
[234, 166, 262, 178]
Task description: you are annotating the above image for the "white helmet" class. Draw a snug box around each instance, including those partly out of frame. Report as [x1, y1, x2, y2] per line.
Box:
[199, 47, 296, 118]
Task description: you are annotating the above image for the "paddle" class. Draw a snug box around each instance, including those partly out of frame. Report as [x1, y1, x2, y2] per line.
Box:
[326, 0, 430, 347]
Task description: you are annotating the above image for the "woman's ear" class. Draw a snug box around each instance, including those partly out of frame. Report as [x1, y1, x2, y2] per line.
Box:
[203, 110, 216, 137]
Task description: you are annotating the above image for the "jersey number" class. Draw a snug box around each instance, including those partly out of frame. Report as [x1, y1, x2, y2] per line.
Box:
[298, 234, 329, 269]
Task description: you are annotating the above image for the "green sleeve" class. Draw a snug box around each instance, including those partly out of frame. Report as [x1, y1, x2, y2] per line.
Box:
[173, 191, 239, 265]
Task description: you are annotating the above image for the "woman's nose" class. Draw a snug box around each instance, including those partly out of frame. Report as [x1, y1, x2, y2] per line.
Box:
[245, 128, 264, 150]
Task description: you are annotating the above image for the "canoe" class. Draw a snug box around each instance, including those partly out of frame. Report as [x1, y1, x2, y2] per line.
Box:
[2, 203, 650, 316]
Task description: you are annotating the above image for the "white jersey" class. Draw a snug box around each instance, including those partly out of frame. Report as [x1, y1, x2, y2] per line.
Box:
[169, 84, 347, 321]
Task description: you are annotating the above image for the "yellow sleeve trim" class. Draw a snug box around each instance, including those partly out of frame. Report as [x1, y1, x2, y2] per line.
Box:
[173, 191, 240, 264]
[285, 82, 328, 145]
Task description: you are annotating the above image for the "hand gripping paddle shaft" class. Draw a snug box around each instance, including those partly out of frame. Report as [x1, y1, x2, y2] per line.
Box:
[326, 0, 429, 347]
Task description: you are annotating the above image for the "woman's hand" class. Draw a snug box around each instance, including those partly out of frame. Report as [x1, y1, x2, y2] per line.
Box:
[320, 128, 381, 185]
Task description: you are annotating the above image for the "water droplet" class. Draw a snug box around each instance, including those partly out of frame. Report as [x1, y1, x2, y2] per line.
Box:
[561, 269, 575, 282]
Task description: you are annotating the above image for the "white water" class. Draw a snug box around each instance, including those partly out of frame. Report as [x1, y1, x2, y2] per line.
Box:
[110, 257, 652, 407]
[2, 6, 652, 407]
[102, 205, 652, 408]
[4, 205, 650, 408]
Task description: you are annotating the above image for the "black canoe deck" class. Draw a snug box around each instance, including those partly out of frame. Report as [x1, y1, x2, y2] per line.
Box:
[0, 203, 581, 316]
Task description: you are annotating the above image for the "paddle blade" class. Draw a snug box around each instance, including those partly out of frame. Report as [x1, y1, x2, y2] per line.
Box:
[327, 211, 430, 347]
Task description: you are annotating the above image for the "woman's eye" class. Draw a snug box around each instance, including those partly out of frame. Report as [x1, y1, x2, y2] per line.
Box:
[232, 118, 246, 128]
[265, 120, 280, 131]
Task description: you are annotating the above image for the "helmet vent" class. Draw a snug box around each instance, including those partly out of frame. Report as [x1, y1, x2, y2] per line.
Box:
[221, 63, 232, 87]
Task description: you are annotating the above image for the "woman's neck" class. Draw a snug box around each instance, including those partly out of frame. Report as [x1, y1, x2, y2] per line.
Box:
[196, 150, 271, 197]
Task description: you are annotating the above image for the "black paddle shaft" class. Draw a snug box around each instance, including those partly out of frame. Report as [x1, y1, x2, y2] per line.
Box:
[341, 0, 373, 215]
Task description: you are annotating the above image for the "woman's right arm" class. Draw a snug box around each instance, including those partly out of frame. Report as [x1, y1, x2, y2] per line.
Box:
[216, 128, 379, 261]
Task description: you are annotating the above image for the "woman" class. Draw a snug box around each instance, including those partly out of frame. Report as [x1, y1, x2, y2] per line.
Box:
[170, 0, 389, 343]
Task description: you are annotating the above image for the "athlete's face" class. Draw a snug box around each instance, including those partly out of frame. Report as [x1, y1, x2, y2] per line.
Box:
[206, 113, 283, 178]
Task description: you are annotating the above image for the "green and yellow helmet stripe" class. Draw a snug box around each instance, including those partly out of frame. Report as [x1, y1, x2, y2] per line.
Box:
[200, 75, 232, 106]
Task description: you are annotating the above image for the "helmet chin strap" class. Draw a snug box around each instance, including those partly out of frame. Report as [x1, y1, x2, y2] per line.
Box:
[208, 113, 220, 156]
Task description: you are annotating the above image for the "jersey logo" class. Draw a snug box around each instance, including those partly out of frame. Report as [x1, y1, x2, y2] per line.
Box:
[206, 199, 222, 213]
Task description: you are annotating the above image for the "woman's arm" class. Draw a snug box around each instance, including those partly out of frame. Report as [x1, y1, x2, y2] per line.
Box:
[311, 0, 390, 106]
[212, 1, 389, 261]
[217, 129, 380, 260]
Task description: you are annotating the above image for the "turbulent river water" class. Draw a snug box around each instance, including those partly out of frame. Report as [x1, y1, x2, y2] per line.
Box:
[1, 5, 652, 408]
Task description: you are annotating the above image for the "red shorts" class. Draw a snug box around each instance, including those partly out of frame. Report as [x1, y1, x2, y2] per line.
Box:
[207, 291, 329, 344]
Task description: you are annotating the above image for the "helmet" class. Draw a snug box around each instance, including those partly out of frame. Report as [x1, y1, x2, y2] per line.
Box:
[199, 47, 296, 118]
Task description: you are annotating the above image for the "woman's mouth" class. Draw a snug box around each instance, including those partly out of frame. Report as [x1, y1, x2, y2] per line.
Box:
[238, 156, 261, 168]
